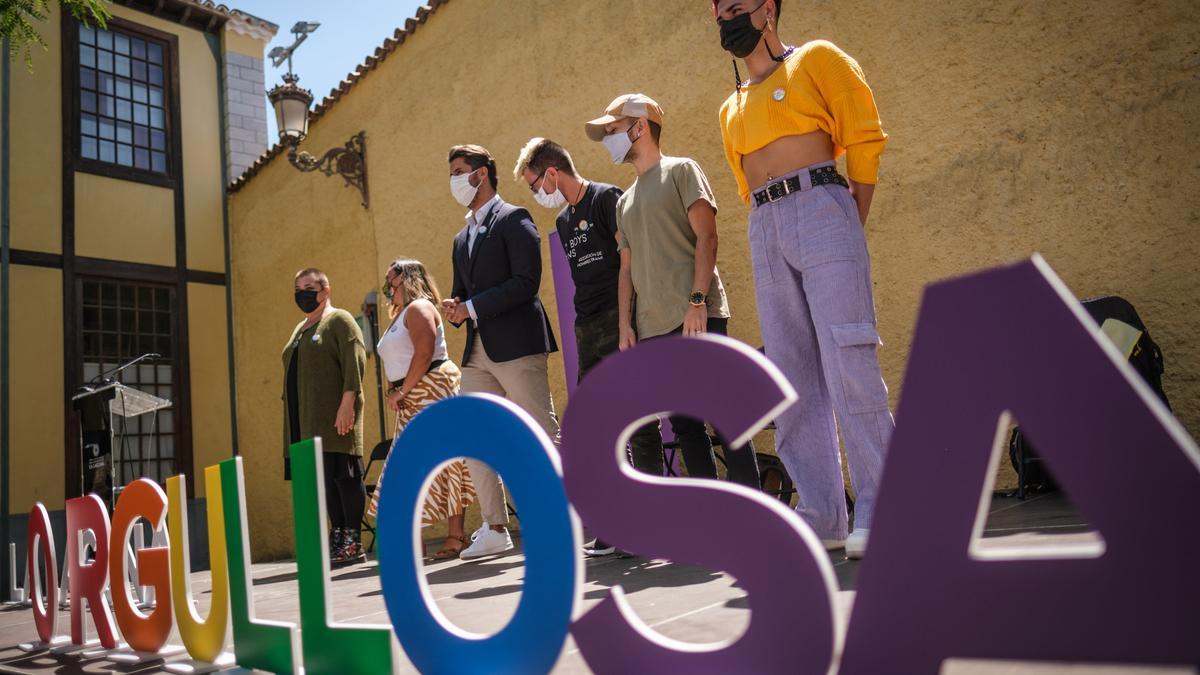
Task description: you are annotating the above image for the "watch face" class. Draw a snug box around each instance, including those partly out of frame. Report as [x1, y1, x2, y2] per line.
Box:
[690, 292, 706, 305]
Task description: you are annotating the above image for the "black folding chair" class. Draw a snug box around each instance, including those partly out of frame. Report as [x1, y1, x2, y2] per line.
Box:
[361, 439, 392, 553]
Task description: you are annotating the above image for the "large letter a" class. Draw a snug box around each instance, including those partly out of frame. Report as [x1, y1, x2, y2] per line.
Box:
[841, 256, 1200, 673]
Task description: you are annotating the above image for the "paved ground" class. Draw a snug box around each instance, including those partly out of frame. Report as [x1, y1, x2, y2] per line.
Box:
[0, 493, 1188, 674]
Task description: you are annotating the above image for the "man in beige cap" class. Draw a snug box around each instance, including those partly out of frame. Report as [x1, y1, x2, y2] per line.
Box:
[585, 93, 760, 490]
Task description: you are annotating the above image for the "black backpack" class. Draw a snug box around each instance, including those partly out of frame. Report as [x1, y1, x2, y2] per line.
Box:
[1009, 295, 1170, 496]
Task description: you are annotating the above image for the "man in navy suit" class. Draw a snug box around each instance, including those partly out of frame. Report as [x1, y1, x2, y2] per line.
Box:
[441, 144, 560, 559]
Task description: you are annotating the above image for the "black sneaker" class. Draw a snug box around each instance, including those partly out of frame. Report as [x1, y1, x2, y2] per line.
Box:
[584, 539, 617, 557]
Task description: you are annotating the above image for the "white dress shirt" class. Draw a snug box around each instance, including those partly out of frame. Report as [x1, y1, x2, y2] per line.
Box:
[464, 194, 501, 322]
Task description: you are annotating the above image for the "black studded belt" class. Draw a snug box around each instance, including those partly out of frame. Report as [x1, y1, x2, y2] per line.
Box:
[752, 166, 849, 207]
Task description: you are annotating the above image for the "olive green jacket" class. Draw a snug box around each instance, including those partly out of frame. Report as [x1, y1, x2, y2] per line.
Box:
[282, 308, 366, 456]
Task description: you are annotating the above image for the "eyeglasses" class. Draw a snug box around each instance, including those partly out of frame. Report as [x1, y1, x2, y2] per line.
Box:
[527, 168, 547, 194]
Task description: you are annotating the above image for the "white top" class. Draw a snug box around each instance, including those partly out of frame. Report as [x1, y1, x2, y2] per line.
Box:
[377, 299, 448, 382]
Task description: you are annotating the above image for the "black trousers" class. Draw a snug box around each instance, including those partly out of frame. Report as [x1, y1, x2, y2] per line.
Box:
[575, 311, 759, 489]
[322, 452, 366, 537]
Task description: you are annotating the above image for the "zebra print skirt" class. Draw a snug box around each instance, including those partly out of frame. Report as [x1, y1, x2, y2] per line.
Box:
[367, 360, 476, 526]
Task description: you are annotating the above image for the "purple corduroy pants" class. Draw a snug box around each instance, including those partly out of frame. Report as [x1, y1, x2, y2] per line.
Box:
[748, 161, 894, 540]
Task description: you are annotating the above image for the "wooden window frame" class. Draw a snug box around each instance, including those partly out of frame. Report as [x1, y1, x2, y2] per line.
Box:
[67, 267, 194, 497]
[64, 15, 181, 189]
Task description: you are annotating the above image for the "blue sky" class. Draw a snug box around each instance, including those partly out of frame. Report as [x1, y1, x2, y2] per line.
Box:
[228, 1, 427, 142]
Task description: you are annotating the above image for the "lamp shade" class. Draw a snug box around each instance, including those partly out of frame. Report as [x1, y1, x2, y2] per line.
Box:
[267, 74, 314, 143]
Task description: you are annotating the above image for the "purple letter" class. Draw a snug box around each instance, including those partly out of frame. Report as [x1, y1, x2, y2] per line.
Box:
[841, 256, 1200, 672]
[561, 334, 840, 673]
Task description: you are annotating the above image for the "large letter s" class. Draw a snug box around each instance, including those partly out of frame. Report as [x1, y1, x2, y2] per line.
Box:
[561, 335, 840, 674]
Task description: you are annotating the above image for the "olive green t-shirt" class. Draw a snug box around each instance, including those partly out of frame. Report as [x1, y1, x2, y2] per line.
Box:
[615, 155, 731, 339]
[281, 308, 366, 457]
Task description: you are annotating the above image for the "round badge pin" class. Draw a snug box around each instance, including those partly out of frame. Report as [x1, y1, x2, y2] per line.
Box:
[773, 88, 786, 102]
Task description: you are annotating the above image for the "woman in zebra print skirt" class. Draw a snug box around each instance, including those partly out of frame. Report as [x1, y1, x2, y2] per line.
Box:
[368, 258, 476, 559]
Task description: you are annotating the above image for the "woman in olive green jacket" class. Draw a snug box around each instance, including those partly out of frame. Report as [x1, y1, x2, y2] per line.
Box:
[283, 268, 368, 564]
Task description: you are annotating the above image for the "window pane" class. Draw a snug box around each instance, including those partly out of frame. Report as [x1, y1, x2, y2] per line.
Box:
[114, 33, 129, 55]
[134, 126, 148, 147]
[80, 45, 95, 68]
[150, 130, 165, 151]
[147, 43, 163, 64]
[80, 67, 95, 90]
[81, 113, 97, 136]
[98, 72, 114, 95]
[96, 29, 113, 51]
[117, 144, 133, 167]
[80, 25, 96, 45]
[81, 136, 98, 160]
[97, 50, 113, 73]
[131, 59, 147, 83]
[116, 99, 131, 121]
[102, 333, 118, 358]
[99, 140, 115, 163]
[132, 83, 147, 103]
[131, 38, 145, 60]
[148, 87, 162, 107]
[151, 151, 166, 174]
[134, 148, 149, 170]
[116, 121, 132, 144]
[98, 118, 114, 140]
[100, 95, 114, 117]
[81, 90, 96, 114]
[115, 78, 130, 99]
[149, 108, 164, 129]
[115, 55, 130, 77]
[133, 104, 148, 126]
[156, 334, 171, 357]
[148, 65, 162, 86]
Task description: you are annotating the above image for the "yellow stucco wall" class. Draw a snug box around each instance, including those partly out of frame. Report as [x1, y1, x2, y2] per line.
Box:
[223, 30, 266, 59]
[7, 267, 66, 510]
[74, 173, 176, 265]
[230, 0, 1200, 556]
[7, 3, 63, 254]
[187, 282, 234, 496]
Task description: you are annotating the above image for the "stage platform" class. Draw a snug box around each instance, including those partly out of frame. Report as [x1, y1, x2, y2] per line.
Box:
[0, 493, 1185, 674]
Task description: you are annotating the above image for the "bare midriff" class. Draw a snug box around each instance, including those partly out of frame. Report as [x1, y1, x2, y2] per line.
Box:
[741, 130, 836, 193]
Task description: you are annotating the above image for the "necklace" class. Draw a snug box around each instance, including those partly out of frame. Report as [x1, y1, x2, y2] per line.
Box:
[570, 181, 588, 215]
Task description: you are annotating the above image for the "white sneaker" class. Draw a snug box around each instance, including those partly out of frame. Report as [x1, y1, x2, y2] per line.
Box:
[470, 522, 488, 542]
[821, 539, 846, 551]
[846, 529, 869, 559]
[459, 527, 513, 560]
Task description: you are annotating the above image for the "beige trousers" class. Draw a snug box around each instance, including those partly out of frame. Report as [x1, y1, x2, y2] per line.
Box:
[459, 335, 560, 525]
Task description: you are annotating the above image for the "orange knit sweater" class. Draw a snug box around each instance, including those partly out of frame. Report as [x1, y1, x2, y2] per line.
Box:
[719, 40, 887, 204]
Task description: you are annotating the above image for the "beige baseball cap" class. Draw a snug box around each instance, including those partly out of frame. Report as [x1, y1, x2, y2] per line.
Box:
[585, 93, 665, 142]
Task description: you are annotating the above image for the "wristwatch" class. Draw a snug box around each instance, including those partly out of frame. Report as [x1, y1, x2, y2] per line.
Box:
[689, 291, 707, 307]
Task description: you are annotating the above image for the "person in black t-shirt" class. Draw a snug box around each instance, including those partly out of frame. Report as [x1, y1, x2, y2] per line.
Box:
[513, 137, 660, 557]
[515, 137, 624, 378]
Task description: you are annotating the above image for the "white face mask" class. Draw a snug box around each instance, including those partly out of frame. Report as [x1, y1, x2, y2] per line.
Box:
[533, 172, 567, 209]
[450, 168, 480, 207]
[602, 123, 637, 165]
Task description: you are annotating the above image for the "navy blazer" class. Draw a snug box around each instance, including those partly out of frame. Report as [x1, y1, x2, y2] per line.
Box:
[450, 198, 558, 365]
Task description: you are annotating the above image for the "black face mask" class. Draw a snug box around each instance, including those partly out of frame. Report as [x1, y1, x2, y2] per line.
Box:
[719, 1, 767, 58]
[295, 289, 321, 313]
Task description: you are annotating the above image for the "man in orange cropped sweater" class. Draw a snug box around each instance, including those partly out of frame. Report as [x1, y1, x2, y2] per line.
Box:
[714, 0, 894, 559]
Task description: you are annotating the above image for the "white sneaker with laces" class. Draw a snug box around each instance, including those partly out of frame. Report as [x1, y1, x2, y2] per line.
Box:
[470, 522, 488, 542]
[846, 529, 869, 559]
[460, 527, 513, 560]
